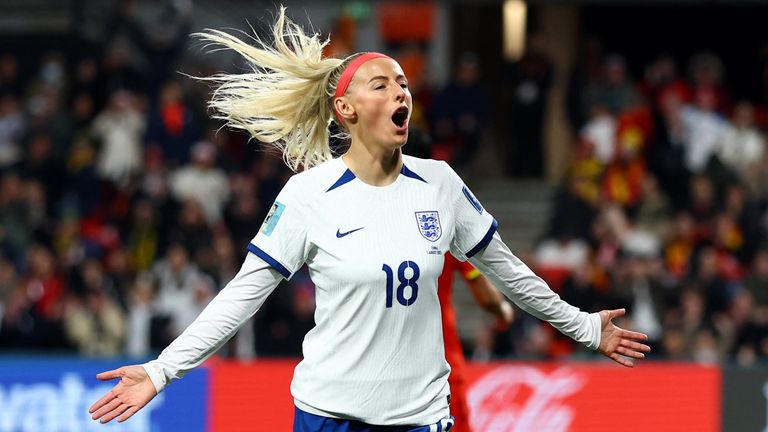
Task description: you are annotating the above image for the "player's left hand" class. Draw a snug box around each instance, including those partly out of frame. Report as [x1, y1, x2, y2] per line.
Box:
[598, 308, 651, 368]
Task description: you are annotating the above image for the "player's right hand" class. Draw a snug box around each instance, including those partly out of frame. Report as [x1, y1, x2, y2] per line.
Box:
[88, 365, 158, 424]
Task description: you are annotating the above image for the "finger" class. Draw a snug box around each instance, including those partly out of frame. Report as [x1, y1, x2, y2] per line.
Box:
[118, 405, 142, 423]
[100, 403, 130, 424]
[96, 368, 123, 381]
[609, 352, 634, 368]
[609, 308, 626, 320]
[89, 389, 118, 414]
[621, 329, 649, 341]
[91, 397, 121, 420]
[621, 339, 652, 353]
[616, 345, 645, 359]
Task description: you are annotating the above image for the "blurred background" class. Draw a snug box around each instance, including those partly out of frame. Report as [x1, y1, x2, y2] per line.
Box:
[0, 0, 767, 430]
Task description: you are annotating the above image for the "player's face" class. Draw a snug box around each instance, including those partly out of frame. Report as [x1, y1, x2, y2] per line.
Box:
[347, 58, 412, 149]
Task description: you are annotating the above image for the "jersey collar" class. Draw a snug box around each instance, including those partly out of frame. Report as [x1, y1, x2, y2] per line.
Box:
[326, 162, 427, 192]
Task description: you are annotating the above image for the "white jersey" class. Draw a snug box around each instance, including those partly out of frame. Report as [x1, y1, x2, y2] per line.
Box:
[250, 155, 495, 424]
[143, 155, 601, 427]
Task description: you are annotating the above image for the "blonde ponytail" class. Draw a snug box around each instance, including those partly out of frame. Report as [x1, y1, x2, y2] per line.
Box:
[195, 7, 355, 171]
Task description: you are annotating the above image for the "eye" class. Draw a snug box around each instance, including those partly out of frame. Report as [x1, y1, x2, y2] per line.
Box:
[400, 82, 409, 89]
[375, 85, 385, 90]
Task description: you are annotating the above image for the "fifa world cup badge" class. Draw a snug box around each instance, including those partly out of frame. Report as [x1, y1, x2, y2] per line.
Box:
[261, 201, 285, 236]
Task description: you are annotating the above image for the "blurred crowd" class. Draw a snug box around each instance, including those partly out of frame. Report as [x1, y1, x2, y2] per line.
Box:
[1, 1, 767, 367]
[0, 2, 303, 359]
[497, 46, 768, 366]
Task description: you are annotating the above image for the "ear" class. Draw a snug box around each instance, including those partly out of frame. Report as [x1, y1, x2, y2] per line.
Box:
[334, 96, 356, 123]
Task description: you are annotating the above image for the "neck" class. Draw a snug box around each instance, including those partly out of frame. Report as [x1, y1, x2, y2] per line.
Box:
[342, 139, 402, 186]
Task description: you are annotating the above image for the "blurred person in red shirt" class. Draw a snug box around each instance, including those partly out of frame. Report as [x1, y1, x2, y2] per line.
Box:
[438, 253, 513, 431]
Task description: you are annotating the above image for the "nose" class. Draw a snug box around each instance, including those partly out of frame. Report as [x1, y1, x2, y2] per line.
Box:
[395, 86, 406, 102]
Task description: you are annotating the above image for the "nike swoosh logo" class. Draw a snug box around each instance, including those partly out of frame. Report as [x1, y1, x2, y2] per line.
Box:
[336, 227, 365, 238]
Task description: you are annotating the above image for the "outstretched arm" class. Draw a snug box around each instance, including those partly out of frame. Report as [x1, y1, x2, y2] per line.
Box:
[89, 253, 284, 423]
[469, 232, 649, 367]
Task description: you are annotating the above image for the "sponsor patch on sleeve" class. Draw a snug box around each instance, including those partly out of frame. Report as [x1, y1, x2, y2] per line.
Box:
[462, 185, 484, 214]
[260, 201, 286, 236]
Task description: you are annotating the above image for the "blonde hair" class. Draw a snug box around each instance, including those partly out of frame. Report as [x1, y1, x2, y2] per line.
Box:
[195, 7, 357, 171]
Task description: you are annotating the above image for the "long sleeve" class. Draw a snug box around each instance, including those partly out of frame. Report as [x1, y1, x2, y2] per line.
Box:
[142, 253, 283, 393]
[468, 232, 601, 350]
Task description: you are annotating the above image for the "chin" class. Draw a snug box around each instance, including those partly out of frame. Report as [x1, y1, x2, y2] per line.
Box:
[392, 133, 409, 148]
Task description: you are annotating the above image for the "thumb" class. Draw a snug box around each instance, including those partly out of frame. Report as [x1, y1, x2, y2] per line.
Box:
[96, 368, 123, 381]
[608, 308, 626, 320]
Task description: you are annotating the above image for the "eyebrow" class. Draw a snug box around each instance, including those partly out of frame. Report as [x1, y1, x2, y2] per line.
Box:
[367, 75, 407, 83]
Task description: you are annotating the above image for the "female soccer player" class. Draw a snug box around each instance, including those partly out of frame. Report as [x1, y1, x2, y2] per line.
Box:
[88, 7, 650, 431]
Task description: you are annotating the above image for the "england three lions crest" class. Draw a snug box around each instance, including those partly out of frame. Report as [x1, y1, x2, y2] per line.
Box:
[415, 211, 442, 242]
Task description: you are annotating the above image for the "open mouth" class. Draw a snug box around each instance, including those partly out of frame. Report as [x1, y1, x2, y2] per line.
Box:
[391, 107, 409, 128]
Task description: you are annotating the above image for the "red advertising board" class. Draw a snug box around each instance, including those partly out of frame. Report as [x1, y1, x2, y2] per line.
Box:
[209, 361, 720, 431]
[209, 359, 299, 432]
[463, 363, 720, 432]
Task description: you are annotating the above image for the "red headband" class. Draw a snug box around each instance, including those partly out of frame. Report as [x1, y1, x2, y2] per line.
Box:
[334, 52, 393, 123]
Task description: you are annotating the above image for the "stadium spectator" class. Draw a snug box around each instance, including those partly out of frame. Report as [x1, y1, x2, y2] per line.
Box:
[688, 51, 730, 114]
[146, 80, 202, 166]
[17, 132, 67, 217]
[224, 171, 263, 252]
[584, 55, 641, 116]
[639, 54, 691, 111]
[744, 249, 768, 314]
[0, 53, 22, 96]
[649, 88, 690, 206]
[104, 247, 135, 309]
[566, 37, 605, 131]
[580, 104, 616, 164]
[611, 240, 668, 345]
[431, 52, 488, 171]
[0, 255, 18, 332]
[0, 173, 37, 258]
[70, 57, 105, 112]
[169, 140, 230, 224]
[0, 93, 24, 169]
[686, 174, 718, 232]
[64, 259, 126, 356]
[663, 211, 697, 281]
[505, 32, 553, 177]
[634, 175, 673, 241]
[150, 242, 214, 347]
[91, 90, 145, 186]
[0, 244, 69, 349]
[685, 245, 732, 319]
[166, 199, 213, 260]
[600, 126, 647, 208]
[125, 272, 156, 358]
[680, 89, 730, 174]
[125, 198, 161, 273]
[718, 101, 765, 194]
[533, 233, 590, 292]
